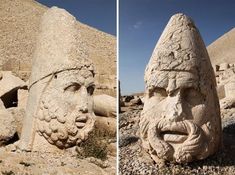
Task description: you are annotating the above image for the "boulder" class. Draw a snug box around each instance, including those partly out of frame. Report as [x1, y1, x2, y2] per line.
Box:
[123, 95, 134, 102]
[0, 71, 26, 97]
[93, 94, 116, 118]
[129, 97, 143, 106]
[0, 100, 17, 145]
[95, 116, 116, 136]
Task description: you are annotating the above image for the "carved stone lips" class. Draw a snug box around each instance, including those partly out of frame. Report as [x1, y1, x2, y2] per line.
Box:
[75, 115, 87, 128]
[159, 121, 189, 143]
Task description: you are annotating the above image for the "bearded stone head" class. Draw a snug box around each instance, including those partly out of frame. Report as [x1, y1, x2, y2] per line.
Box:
[19, 7, 96, 152]
[37, 68, 95, 149]
[140, 13, 221, 163]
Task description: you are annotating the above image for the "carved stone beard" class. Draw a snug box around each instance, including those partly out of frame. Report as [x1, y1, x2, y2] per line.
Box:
[37, 88, 95, 149]
[140, 106, 213, 163]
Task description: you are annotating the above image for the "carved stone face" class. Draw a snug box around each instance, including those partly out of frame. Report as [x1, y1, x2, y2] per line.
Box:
[140, 70, 220, 163]
[140, 13, 221, 164]
[36, 69, 95, 148]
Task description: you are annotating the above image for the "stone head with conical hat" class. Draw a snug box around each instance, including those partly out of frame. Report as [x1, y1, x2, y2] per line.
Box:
[19, 7, 96, 152]
[140, 13, 221, 163]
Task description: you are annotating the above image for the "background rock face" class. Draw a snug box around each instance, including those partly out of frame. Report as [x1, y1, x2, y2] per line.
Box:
[0, 0, 116, 97]
[207, 28, 235, 66]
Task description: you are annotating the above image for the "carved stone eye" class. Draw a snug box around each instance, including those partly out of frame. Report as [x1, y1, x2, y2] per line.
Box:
[64, 83, 81, 92]
[87, 85, 95, 95]
[183, 88, 205, 106]
[149, 87, 167, 101]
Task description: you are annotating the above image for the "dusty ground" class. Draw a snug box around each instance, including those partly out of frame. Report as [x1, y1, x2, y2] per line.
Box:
[0, 147, 116, 175]
[119, 105, 235, 175]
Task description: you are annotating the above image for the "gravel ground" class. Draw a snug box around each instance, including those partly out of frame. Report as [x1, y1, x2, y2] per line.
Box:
[119, 107, 235, 175]
[0, 149, 116, 175]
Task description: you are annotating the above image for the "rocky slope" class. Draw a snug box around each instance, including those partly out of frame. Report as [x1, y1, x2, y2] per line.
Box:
[207, 28, 235, 66]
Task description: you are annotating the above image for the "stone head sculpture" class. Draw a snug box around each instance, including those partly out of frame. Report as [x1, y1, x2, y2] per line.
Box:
[19, 7, 95, 152]
[140, 14, 221, 163]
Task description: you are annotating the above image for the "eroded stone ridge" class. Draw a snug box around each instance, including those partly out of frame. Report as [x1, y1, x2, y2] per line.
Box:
[140, 13, 221, 163]
[19, 7, 96, 152]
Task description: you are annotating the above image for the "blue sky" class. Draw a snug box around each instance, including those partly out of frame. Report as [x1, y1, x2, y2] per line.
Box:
[36, 0, 116, 36]
[120, 0, 235, 95]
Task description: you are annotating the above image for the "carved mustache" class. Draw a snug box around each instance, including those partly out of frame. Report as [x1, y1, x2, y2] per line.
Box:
[147, 119, 208, 163]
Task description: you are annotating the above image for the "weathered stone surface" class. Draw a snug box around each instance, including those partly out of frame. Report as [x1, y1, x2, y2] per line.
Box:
[140, 14, 221, 163]
[95, 116, 116, 136]
[0, 72, 2, 80]
[129, 97, 143, 106]
[17, 89, 28, 109]
[214, 62, 235, 100]
[219, 63, 229, 71]
[0, 99, 4, 109]
[7, 107, 25, 138]
[217, 85, 225, 99]
[119, 106, 235, 174]
[224, 78, 235, 98]
[0, 71, 26, 97]
[123, 95, 134, 102]
[0, 100, 16, 145]
[107, 142, 116, 156]
[93, 94, 116, 118]
[0, 0, 116, 97]
[19, 7, 96, 152]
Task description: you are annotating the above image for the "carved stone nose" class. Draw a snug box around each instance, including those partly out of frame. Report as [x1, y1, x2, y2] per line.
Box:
[79, 105, 88, 113]
[78, 86, 88, 113]
[165, 96, 185, 122]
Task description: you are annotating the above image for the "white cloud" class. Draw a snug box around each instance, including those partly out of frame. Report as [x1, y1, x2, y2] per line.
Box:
[133, 21, 143, 29]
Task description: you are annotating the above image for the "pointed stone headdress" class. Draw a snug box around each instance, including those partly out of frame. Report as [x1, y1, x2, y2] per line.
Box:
[19, 7, 94, 151]
[145, 13, 215, 92]
[29, 6, 94, 89]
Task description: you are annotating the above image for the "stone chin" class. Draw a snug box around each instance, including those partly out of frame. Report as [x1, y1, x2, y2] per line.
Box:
[142, 116, 212, 163]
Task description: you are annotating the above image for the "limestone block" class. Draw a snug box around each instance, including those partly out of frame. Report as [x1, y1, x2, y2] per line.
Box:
[0, 71, 26, 97]
[17, 89, 28, 109]
[95, 116, 116, 136]
[93, 94, 116, 118]
[217, 85, 225, 99]
[140, 13, 221, 163]
[0, 103, 16, 145]
[219, 63, 229, 71]
[224, 79, 235, 98]
[7, 107, 25, 138]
